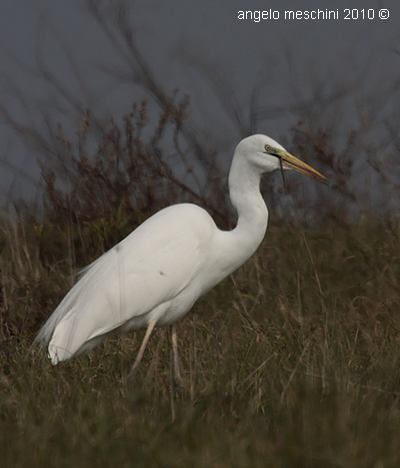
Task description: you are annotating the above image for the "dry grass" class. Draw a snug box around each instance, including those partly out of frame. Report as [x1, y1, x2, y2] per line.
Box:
[2, 94, 400, 466]
[1, 214, 400, 467]
[2, 3, 400, 463]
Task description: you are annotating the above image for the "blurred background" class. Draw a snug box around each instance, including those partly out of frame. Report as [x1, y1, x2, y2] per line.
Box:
[1, 0, 400, 224]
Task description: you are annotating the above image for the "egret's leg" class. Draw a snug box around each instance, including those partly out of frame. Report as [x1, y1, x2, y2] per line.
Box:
[171, 323, 184, 387]
[129, 320, 156, 383]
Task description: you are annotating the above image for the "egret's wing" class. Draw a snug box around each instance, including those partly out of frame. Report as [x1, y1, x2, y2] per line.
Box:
[35, 204, 213, 362]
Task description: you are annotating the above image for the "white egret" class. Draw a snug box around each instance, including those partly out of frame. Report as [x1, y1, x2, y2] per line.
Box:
[35, 134, 326, 381]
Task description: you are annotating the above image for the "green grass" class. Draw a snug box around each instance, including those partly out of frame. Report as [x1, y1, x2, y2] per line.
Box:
[1, 217, 400, 467]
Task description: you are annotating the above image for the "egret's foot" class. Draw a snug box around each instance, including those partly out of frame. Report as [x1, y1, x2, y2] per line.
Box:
[128, 367, 141, 387]
[173, 373, 185, 390]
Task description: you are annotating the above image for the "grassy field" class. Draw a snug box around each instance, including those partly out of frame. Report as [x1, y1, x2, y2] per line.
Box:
[1, 216, 400, 467]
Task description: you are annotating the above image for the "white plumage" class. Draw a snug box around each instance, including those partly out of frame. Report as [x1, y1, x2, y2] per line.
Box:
[35, 134, 326, 375]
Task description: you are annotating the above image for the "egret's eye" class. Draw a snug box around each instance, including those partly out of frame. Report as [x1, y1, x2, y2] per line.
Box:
[264, 145, 271, 152]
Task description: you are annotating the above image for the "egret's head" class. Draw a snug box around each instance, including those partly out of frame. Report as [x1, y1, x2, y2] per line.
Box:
[237, 134, 327, 185]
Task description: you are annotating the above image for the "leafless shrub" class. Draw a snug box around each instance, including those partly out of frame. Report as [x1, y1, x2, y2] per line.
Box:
[2, 0, 400, 227]
[38, 98, 230, 230]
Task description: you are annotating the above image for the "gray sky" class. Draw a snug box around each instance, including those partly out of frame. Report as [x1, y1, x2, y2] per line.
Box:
[0, 0, 399, 208]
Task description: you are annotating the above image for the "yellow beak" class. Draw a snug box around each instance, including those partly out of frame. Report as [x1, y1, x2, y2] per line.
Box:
[277, 149, 328, 185]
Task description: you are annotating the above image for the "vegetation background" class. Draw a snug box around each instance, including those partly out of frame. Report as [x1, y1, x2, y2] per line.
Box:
[1, 2, 400, 466]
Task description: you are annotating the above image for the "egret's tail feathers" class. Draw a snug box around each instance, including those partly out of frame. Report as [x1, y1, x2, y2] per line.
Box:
[48, 343, 73, 365]
[34, 303, 82, 364]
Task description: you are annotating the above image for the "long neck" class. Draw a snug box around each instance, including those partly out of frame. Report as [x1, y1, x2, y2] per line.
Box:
[226, 154, 269, 264]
